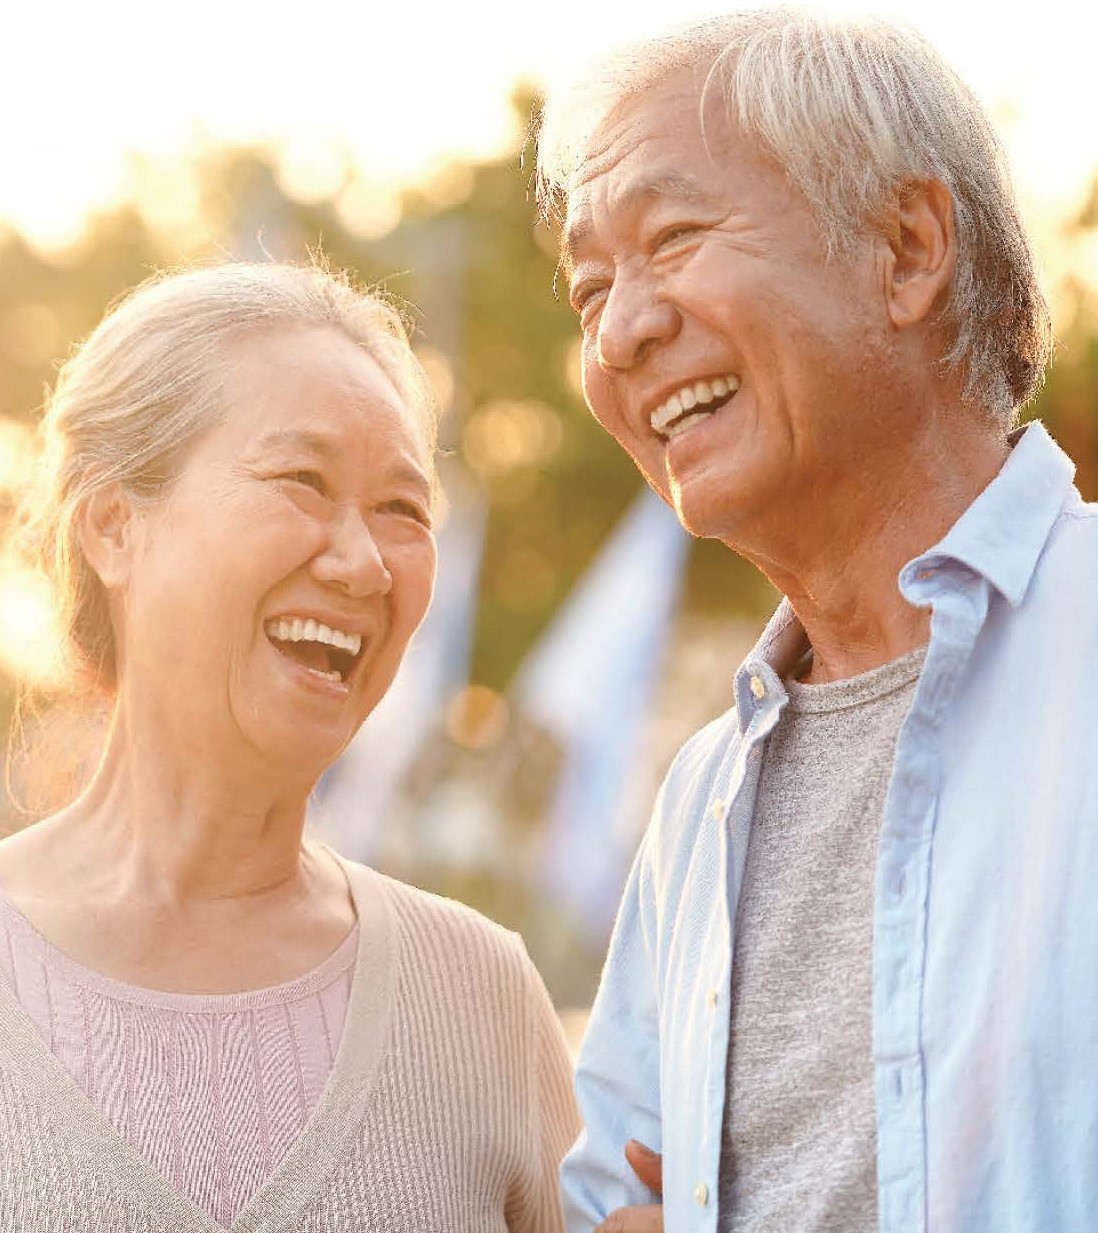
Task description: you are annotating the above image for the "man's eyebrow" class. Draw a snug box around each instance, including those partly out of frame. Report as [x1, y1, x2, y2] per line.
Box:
[562, 172, 715, 273]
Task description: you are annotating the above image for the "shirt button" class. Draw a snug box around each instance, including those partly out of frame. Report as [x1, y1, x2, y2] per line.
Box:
[710, 797, 725, 819]
[694, 1182, 709, 1206]
[706, 988, 719, 1008]
[749, 674, 766, 699]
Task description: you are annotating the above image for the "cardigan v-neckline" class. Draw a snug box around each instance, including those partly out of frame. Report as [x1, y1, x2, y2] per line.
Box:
[0, 858, 396, 1232]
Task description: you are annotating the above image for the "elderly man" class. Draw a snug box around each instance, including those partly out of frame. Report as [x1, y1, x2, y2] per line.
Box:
[536, 10, 1093, 1233]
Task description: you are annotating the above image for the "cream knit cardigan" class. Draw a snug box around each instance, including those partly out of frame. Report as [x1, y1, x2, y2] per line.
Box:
[0, 858, 581, 1231]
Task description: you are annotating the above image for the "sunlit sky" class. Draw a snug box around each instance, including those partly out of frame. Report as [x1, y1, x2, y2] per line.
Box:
[1, 0, 1096, 257]
[0, 0, 1095, 689]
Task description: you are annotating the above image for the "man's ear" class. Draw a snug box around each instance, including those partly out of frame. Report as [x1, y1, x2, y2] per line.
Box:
[881, 178, 956, 331]
[78, 484, 139, 589]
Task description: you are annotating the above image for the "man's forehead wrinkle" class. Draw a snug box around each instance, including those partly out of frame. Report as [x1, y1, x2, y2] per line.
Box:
[561, 133, 618, 273]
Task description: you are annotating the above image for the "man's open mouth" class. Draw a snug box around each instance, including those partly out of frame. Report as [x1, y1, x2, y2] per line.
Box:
[650, 374, 740, 439]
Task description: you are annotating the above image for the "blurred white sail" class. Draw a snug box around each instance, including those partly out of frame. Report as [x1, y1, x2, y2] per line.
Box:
[513, 488, 690, 940]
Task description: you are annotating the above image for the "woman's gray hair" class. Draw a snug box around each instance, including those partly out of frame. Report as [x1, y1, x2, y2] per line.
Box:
[537, 9, 1052, 421]
[12, 261, 438, 690]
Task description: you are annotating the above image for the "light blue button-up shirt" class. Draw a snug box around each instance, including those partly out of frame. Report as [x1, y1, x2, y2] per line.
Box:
[561, 423, 1098, 1233]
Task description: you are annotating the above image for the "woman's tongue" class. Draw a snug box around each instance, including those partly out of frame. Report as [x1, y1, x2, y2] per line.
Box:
[272, 636, 333, 675]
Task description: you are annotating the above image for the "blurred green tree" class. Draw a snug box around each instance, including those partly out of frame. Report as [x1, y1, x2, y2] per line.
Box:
[1, 89, 1096, 797]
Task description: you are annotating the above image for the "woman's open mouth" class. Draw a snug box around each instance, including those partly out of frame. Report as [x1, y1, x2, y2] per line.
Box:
[264, 617, 363, 684]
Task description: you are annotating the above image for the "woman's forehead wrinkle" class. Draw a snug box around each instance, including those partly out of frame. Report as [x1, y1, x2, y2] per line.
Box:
[252, 429, 342, 459]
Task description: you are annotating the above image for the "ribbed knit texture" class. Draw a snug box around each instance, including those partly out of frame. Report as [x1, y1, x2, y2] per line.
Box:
[0, 858, 579, 1232]
[0, 893, 356, 1227]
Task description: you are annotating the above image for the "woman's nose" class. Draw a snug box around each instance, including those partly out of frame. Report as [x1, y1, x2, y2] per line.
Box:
[313, 508, 392, 597]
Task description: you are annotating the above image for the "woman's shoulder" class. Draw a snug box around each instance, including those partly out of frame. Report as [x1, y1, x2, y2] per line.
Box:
[337, 859, 560, 1063]
[338, 857, 533, 982]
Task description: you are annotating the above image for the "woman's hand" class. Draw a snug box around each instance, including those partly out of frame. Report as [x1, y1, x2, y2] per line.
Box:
[593, 1140, 664, 1232]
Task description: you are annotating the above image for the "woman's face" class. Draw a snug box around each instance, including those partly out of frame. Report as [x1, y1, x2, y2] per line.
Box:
[114, 324, 437, 776]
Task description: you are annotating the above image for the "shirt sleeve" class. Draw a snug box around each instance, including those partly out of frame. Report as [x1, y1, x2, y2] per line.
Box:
[560, 826, 662, 1231]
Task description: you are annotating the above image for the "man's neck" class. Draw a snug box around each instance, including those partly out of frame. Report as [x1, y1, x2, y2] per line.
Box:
[745, 419, 1009, 683]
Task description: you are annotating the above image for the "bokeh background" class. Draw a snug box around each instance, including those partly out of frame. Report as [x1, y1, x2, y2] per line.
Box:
[2, 0, 1096, 1017]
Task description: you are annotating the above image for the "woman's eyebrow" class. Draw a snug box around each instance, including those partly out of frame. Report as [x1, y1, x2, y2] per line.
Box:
[252, 429, 340, 458]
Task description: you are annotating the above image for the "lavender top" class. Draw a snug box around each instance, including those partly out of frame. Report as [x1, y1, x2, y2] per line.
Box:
[0, 887, 356, 1228]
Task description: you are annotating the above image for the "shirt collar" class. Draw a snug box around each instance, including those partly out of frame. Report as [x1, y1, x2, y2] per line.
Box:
[734, 599, 805, 730]
[900, 420, 1076, 608]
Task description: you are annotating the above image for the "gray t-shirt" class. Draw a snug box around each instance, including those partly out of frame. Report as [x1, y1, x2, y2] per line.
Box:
[718, 646, 925, 1232]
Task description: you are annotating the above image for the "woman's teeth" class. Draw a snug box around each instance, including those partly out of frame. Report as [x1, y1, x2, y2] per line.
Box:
[264, 617, 361, 657]
[264, 616, 363, 684]
[651, 373, 740, 437]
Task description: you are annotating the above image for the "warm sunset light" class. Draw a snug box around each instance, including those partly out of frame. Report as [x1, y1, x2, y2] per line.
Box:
[1, 9, 1098, 1167]
[0, 419, 33, 495]
[0, 566, 65, 689]
[1, 0, 1095, 261]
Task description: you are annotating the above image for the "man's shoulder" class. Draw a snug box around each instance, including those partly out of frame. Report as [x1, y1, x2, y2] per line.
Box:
[1051, 493, 1098, 536]
[1031, 493, 1098, 593]
[667, 704, 742, 782]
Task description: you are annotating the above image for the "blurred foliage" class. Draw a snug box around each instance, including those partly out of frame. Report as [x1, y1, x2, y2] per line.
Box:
[0, 87, 778, 712]
[2, 89, 1096, 998]
[0, 85, 1096, 707]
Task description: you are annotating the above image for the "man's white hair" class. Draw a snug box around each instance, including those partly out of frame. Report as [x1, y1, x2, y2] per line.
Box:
[537, 9, 1051, 422]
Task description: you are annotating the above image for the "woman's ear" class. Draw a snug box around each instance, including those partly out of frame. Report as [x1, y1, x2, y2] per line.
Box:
[880, 178, 957, 331]
[78, 484, 139, 590]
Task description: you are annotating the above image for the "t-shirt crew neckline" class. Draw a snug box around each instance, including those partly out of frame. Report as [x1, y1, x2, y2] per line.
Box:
[785, 644, 928, 714]
[0, 856, 396, 1233]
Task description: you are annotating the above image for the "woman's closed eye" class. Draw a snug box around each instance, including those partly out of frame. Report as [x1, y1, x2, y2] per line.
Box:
[272, 469, 333, 515]
[279, 469, 327, 494]
[379, 497, 433, 528]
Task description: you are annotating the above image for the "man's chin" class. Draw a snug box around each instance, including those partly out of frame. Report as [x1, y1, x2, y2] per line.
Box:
[669, 481, 738, 541]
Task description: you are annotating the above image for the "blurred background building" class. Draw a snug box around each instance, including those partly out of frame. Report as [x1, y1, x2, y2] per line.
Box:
[1, 0, 1096, 1016]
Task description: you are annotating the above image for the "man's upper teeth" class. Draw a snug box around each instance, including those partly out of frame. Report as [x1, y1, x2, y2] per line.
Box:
[265, 617, 361, 656]
[651, 374, 739, 433]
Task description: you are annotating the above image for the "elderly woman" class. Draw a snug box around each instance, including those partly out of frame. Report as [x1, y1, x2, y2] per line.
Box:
[0, 263, 578, 1231]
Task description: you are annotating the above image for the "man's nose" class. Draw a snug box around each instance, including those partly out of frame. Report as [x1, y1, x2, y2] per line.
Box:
[596, 272, 679, 370]
[314, 507, 392, 597]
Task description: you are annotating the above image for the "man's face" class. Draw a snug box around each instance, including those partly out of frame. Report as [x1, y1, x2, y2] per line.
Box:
[563, 74, 895, 557]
